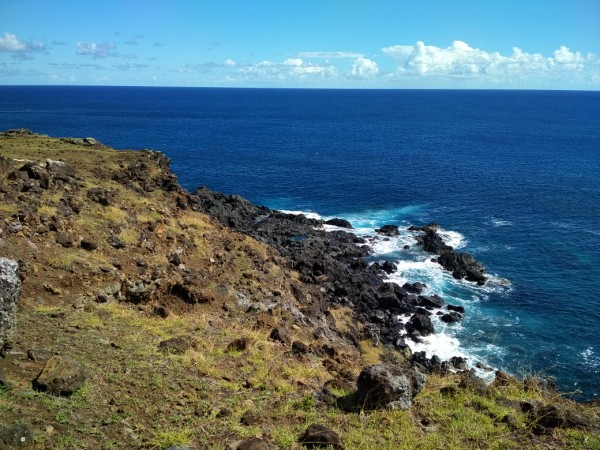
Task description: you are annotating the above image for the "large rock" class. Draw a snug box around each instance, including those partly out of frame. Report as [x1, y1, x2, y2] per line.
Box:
[406, 313, 434, 337]
[356, 363, 426, 410]
[0, 258, 21, 350]
[33, 356, 86, 396]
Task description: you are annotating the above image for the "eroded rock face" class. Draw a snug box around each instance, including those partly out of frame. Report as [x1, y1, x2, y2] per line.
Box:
[356, 363, 426, 410]
[0, 257, 21, 350]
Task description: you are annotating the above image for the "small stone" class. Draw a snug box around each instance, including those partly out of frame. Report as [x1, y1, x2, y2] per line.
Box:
[227, 337, 251, 352]
[292, 341, 310, 354]
[298, 423, 343, 449]
[108, 236, 125, 249]
[7, 222, 22, 233]
[0, 423, 33, 448]
[27, 348, 54, 363]
[80, 239, 98, 251]
[56, 232, 73, 247]
[33, 356, 86, 396]
[159, 337, 193, 354]
[240, 409, 260, 425]
[269, 326, 291, 345]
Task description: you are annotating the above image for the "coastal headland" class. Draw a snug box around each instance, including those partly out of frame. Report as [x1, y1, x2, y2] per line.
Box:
[0, 129, 598, 449]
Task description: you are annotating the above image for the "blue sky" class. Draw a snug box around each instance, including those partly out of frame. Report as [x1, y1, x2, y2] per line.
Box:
[1, 0, 599, 89]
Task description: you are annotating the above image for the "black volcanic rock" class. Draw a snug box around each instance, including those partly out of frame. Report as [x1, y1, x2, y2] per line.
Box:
[325, 218, 353, 229]
[413, 223, 487, 284]
[406, 314, 434, 337]
[375, 224, 400, 236]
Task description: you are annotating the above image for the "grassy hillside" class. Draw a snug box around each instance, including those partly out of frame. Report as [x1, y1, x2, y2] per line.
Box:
[0, 130, 598, 449]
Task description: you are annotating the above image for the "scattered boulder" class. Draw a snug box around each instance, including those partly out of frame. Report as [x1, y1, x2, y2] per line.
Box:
[33, 356, 86, 396]
[108, 236, 125, 249]
[27, 348, 54, 363]
[0, 258, 21, 351]
[292, 340, 310, 355]
[298, 423, 343, 449]
[56, 232, 73, 248]
[240, 409, 261, 425]
[87, 187, 113, 206]
[458, 370, 488, 395]
[356, 363, 426, 410]
[46, 159, 76, 178]
[227, 337, 251, 352]
[80, 239, 98, 251]
[269, 326, 291, 345]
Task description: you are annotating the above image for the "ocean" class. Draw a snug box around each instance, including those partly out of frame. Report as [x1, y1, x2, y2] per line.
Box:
[1, 86, 599, 399]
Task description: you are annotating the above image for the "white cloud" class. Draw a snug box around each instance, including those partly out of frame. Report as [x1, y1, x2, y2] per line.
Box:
[284, 58, 303, 66]
[382, 41, 598, 85]
[238, 58, 336, 83]
[349, 57, 379, 78]
[224, 58, 237, 67]
[0, 32, 46, 59]
[298, 51, 364, 59]
[0, 32, 26, 52]
[76, 42, 117, 59]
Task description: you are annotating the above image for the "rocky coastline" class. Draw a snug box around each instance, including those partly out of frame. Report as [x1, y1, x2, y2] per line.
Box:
[192, 185, 483, 360]
[0, 129, 597, 449]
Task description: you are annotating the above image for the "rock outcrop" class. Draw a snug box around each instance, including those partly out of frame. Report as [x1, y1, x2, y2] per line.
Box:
[0, 258, 21, 351]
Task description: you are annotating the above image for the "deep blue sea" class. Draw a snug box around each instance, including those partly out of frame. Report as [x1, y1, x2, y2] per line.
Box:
[1, 86, 599, 399]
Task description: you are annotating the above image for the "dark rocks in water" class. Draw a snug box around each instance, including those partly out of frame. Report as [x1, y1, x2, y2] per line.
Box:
[325, 218, 353, 229]
[414, 223, 487, 284]
[356, 363, 426, 410]
[437, 252, 486, 284]
[406, 314, 434, 337]
[441, 312, 462, 323]
[370, 261, 397, 274]
[298, 423, 344, 449]
[447, 304, 465, 313]
[375, 224, 399, 236]
[418, 294, 445, 309]
[33, 356, 87, 396]
[403, 282, 427, 294]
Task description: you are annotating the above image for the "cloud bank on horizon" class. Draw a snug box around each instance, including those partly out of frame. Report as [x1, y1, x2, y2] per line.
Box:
[2, 31, 598, 89]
